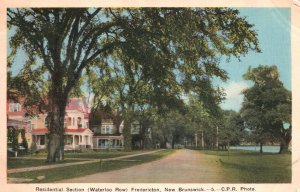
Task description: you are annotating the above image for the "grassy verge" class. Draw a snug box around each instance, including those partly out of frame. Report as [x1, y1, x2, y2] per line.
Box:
[8, 158, 84, 169]
[8, 149, 173, 183]
[200, 150, 291, 183]
[63, 150, 141, 159]
[8, 150, 142, 169]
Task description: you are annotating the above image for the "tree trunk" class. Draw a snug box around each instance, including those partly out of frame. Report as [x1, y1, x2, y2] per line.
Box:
[123, 114, 132, 151]
[46, 94, 67, 162]
[140, 123, 146, 150]
[279, 128, 291, 154]
[227, 141, 230, 151]
[172, 139, 175, 149]
[279, 141, 289, 154]
[259, 143, 263, 153]
[161, 138, 167, 148]
[47, 133, 62, 162]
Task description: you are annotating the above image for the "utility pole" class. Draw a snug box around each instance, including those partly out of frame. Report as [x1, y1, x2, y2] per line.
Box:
[216, 126, 219, 150]
[201, 129, 204, 150]
[195, 133, 198, 150]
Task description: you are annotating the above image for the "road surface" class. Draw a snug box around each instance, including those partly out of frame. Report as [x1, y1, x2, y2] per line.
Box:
[60, 149, 225, 183]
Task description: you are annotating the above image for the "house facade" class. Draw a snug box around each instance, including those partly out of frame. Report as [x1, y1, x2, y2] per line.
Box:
[7, 100, 32, 147]
[7, 98, 94, 151]
[92, 121, 124, 149]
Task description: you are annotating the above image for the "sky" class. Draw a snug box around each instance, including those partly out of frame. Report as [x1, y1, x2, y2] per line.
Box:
[8, 8, 291, 112]
[217, 8, 291, 112]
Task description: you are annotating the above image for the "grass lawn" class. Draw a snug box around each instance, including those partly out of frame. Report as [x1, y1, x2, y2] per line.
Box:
[8, 149, 174, 183]
[23, 150, 142, 159]
[200, 150, 291, 183]
[8, 150, 142, 169]
[8, 158, 84, 169]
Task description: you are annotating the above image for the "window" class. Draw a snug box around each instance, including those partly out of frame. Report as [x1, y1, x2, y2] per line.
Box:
[67, 117, 72, 126]
[9, 103, 21, 112]
[77, 117, 82, 128]
[65, 136, 73, 145]
[101, 126, 106, 134]
[99, 139, 109, 147]
[105, 126, 109, 134]
[101, 125, 113, 134]
[40, 135, 45, 145]
[106, 126, 113, 134]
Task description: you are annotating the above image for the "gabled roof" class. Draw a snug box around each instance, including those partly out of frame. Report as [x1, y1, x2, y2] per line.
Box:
[66, 98, 87, 111]
[7, 97, 89, 118]
[66, 98, 89, 118]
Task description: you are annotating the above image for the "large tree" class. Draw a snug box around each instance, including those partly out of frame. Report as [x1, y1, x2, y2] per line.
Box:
[8, 8, 260, 161]
[240, 65, 291, 153]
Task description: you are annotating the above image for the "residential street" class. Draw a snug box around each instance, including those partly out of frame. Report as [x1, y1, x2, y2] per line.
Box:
[60, 149, 225, 183]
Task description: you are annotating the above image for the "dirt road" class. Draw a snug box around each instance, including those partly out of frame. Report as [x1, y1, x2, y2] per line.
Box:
[60, 149, 225, 183]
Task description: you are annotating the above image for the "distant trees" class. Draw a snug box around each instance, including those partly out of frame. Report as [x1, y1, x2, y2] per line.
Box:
[218, 110, 245, 150]
[241, 65, 291, 153]
[110, 65, 291, 153]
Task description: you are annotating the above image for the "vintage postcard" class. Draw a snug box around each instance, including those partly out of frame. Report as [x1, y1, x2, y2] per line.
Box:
[0, 0, 299, 192]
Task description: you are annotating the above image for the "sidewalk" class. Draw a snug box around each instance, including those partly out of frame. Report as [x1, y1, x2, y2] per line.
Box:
[8, 149, 164, 174]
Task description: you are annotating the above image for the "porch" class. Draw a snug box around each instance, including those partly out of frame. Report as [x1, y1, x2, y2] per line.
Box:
[32, 131, 93, 150]
[93, 135, 124, 150]
[64, 134, 93, 150]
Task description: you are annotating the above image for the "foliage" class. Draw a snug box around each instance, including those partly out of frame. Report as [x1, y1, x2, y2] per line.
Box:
[7, 127, 19, 152]
[240, 65, 291, 153]
[20, 129, 29, 152]
[219, 110, 245, 147]
[151, 110, 188, 148]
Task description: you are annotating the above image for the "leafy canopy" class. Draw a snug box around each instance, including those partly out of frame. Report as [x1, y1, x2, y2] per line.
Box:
[8, 8, 260, 112]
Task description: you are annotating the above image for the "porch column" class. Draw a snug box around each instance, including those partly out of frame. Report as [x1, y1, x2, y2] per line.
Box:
[72, 135, 75, 149]
[96, 137, 99, 149]
[109, 138, 112, 149]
